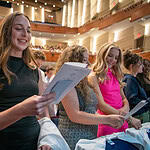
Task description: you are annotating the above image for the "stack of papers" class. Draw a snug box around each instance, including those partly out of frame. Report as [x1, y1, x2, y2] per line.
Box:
[42, 62, 91, 104]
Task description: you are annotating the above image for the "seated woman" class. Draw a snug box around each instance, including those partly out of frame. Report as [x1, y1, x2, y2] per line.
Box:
[136, 59, 150, 97]
[123, 50, 150, 123]
[54, 45, 125, 150]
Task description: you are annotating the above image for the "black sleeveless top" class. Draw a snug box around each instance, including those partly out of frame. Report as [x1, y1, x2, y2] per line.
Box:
[0, 56, 40, 150]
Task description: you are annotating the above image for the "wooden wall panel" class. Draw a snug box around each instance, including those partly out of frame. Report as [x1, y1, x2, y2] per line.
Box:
[42, 50, 96, 63]
[43, 51, 61, 62]
[138, 51, 150, 61]
[78, 2, 150, 34]
[31, 23, 78, 34]
[0, 2, 149, 36]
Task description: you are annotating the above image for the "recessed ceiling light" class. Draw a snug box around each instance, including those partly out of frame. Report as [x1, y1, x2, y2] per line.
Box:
[26, 5, 28, 7]
[12, 0, 14, 1]
[22, 1, 24, 4]
[91, 28, 94, 31]
[17, 3, 19, 5]
[35, 0, 37, 2]
[39, 6, 42, 8]
[7, 1, 9, 3]
[45, 3, 47, 5]
[53, 5, 55, 7]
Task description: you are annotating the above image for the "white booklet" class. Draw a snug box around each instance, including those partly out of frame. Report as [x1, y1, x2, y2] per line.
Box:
[42, 62, 91, 104]
[124, 100, 148, 119]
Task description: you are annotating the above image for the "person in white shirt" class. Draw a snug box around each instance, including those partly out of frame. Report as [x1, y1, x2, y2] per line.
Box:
[45, 65, 54, 82]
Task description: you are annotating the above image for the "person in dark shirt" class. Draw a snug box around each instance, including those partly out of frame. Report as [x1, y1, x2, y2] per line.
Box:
[0, 12, 55, 150]
[123, 50, 150, 124]
[137, 59, 150, 97]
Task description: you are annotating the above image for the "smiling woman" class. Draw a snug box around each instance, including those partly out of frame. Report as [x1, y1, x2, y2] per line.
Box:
[10, 15, 31, 57]
[0, 12, 55, 150]
[88, 43, 142, 137]
[10, 16, 31, 54]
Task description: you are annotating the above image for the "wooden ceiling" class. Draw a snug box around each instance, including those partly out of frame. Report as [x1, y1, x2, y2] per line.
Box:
[2, 0, 64, 12]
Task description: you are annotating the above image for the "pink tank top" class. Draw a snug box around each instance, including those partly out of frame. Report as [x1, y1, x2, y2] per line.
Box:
[98, 68, 123, 114]
[97, 68, 128, 137]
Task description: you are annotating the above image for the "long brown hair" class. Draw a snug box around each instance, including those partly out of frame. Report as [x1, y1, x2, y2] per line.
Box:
[0, 12, 32, 88]
[55, 45, 90, 100]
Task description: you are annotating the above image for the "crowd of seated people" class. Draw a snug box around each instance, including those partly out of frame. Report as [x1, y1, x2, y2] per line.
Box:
[31, 44, 67, 53]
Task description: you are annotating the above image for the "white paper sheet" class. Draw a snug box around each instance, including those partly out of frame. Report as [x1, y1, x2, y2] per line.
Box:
[124, 100, 148, 119]
[42, 62, 91, 104]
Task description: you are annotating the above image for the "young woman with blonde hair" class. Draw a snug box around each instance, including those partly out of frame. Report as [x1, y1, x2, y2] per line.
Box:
[88, 43, 141, 137]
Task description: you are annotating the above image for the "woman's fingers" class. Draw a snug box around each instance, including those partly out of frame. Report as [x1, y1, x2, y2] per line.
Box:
[38, 145, 53, 150]
[39, 93, 56, 103]
[21, 93, 56, 116]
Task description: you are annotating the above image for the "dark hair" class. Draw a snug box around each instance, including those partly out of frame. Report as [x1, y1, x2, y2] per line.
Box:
[46, 65, 54, 73]
[32, 51, 46, 61]
[143, 59, 150, 67]
[123, 50, 142, 70]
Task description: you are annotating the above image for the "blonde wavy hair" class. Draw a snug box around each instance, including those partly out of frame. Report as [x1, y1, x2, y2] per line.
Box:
[0, 12, 32, 89]
[92, 43, 123, 85]
[55, 45, 90, 100]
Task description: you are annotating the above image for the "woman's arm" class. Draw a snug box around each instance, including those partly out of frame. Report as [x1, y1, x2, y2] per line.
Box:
[0, 93, 55, 130]
[88, 72, 119, 115]
[119, 88, 130, 116]
[61, 87, 124, 128]
[127, 116, 142, 129]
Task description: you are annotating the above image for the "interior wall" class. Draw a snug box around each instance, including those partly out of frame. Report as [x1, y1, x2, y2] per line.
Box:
[84, 0, 91, 24]
[35, 8, 42, 22]
[115, 27, 134, 50]
[24, 6, 32, 20]
[82, 37, 91, 52]
[0, 6, 11, 17]
[90, 0, 97, 19]
[56, 10, 62, 25]
[46, 40, 67, 47]
[144, 36, 150, 51]
[78, 0, 83, 27]
[96, 32, 109, 52]
[45, 11, 56, 23]
[73, 0, 78, 27]
[12, 4, 22, 13]
[134, 24, 145, 40]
